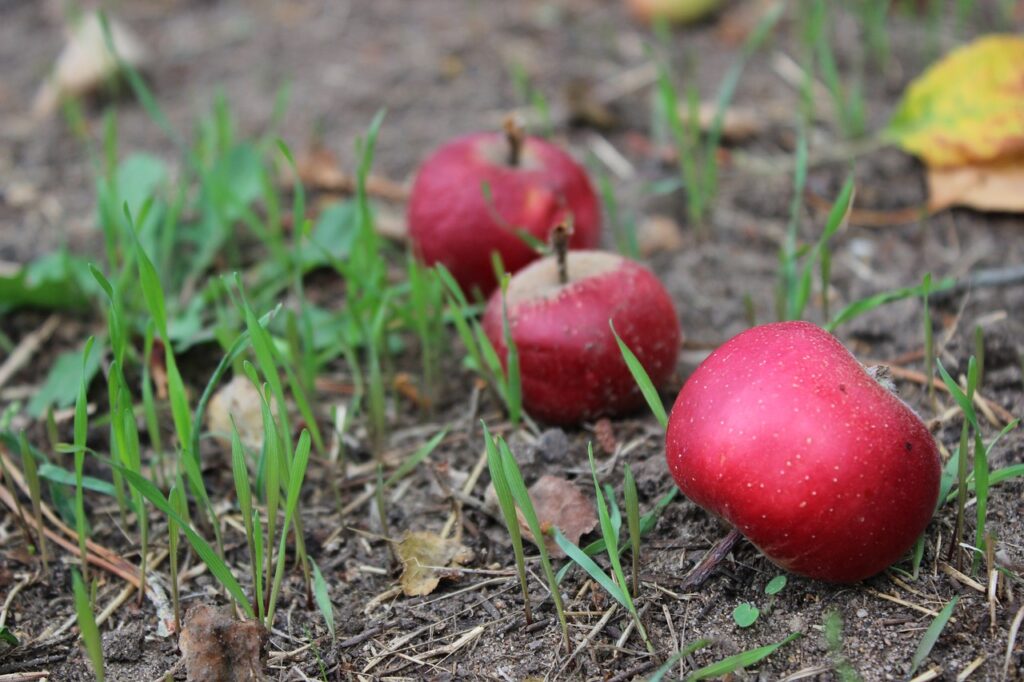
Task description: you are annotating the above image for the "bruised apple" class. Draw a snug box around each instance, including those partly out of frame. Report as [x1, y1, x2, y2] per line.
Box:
[408, 120, 600, 297]
[483, 240, 681, 425]
[665, 321, 941, 582]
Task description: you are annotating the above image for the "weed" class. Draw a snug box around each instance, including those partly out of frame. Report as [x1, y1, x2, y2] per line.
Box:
[555, 446, 654, 653]
[483, 423, 533, 625]
[17, 431, 48, 570]
[310, 558, 336, 641]
[824, 609, 860, 681]
[909, 596, 958, 675]
[611, 322, 668, 428]
[686, 632, 801, 681]
[72, 569, 105, 682]
[653, 3, 783, 230]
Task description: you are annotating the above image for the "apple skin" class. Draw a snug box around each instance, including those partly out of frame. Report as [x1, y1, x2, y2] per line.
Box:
[665, 321, 940, 582]
[482, 251, 681, 425]
[408, 132, 601, 297]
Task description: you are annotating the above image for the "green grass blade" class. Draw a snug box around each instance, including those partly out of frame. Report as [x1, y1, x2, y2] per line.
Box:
[114, 464, 254, 618]
[72, 569, 105, 682]
[686, 632, 801, 681]
[647, 639, 712, 682]
[483, 424, 533, 622]
[267, 430, 312, 626]
[910, 596, 958, 675]
[610, 321, 668, 428]
[553, 528, 628, 608]
[825, 278, 955, 333]
[310, 558, 335, 640]
[384, 427, 448, 488]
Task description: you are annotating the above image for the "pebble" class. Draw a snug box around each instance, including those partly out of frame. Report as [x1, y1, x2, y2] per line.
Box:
[857, 608, 868, 618]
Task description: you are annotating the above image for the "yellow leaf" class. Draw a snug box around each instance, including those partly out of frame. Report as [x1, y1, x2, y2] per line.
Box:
[395, 531, 473, 597]
[926, 157, 1024, 213]
[887, 35, 1024, 168]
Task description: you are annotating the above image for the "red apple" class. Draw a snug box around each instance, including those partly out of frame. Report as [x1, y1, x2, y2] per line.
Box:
[482, 248, 681, 425]
[408, 123, 601, 297]
[665, 321, 940, 582]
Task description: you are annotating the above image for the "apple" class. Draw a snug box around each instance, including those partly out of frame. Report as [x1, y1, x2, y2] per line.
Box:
[626, 0, 724, 24]
[408, 120, 601, 297]
[665, 321, 940, 582]
[482, 237, 681, 425]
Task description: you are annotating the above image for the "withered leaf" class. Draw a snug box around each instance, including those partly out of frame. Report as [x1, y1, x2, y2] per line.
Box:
[516, 475, 597, 558]
[179, 604, 267, 682]
[396, 531, 473, 597]
[927, 158, 1024, 214]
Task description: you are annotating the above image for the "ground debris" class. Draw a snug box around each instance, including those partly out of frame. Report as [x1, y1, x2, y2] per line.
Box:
[178, 604, 267, 682]
[517, 474, 597, 557]
[395, 531, 474, 597]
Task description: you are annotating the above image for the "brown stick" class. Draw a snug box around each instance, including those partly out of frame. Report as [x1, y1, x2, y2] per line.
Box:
[503, 115, 524, 167]
[0, 448, 141, 584]
[680, 527, 743, 590]
[551, 221, 572, 285]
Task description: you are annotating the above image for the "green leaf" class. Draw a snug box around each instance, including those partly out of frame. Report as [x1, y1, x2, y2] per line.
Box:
[610, 322, 668, 429]
[910, 596, 958, 674]
[0, 251, 92, 313]
[765, 575, 788, 596]
[0, 625, 18, 647]
[732, 603, 760, 627]
[686, 633, 801, 681]
[26, 339, 103, 418]
[37, 463, 116, 496]
[310, 558, 335, 640]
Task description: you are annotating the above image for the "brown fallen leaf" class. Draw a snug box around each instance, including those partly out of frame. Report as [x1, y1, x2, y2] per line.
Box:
[206, 374, 269, 455]
[396, 531, 473, 597]
[637, 215, 685, 257]
[33, 11, 149, 119]
[517, 475, 597, 558]
[290, 145, 409, 202]
[690, 102, 763, 142]
[926, 158, 1024, 214]
[179, 604, 267, 682]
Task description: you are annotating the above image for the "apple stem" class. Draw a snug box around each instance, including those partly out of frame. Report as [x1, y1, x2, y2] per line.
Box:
[551, 221, 572, 285]
[503, 115, 524, 167]
[680, 527, 743, 590]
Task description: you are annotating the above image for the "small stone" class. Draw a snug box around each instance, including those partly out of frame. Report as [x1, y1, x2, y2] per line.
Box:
[856, 608, 868, 618]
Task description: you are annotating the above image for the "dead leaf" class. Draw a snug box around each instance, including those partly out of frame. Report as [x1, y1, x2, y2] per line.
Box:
[887, 35, 1024, 168]
[516, 475, 597, 557]
[637, 215, 685, 257]
[206, 374, 268, 455]
[566, 79, 618, 130]
[690, 102, 763, 142]
[289, 145, 409, 202]
[396, 531, 473, 596]
[33, 11, 149, 119]
[594, 418, 618, 455]
[179, 604, 267, 682]
[926, 158, 1024, 213]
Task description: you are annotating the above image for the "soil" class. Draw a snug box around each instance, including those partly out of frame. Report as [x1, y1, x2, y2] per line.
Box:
[2, 1, 1024, 681]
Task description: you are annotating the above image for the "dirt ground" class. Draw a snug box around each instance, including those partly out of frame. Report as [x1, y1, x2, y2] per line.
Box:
[1, 0, 1024, 680]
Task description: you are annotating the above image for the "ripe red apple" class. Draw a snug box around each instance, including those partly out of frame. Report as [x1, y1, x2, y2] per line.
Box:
[665, 321, 940, 582]
[482, 247, 681, 425]
[408, 122, 601, 297]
